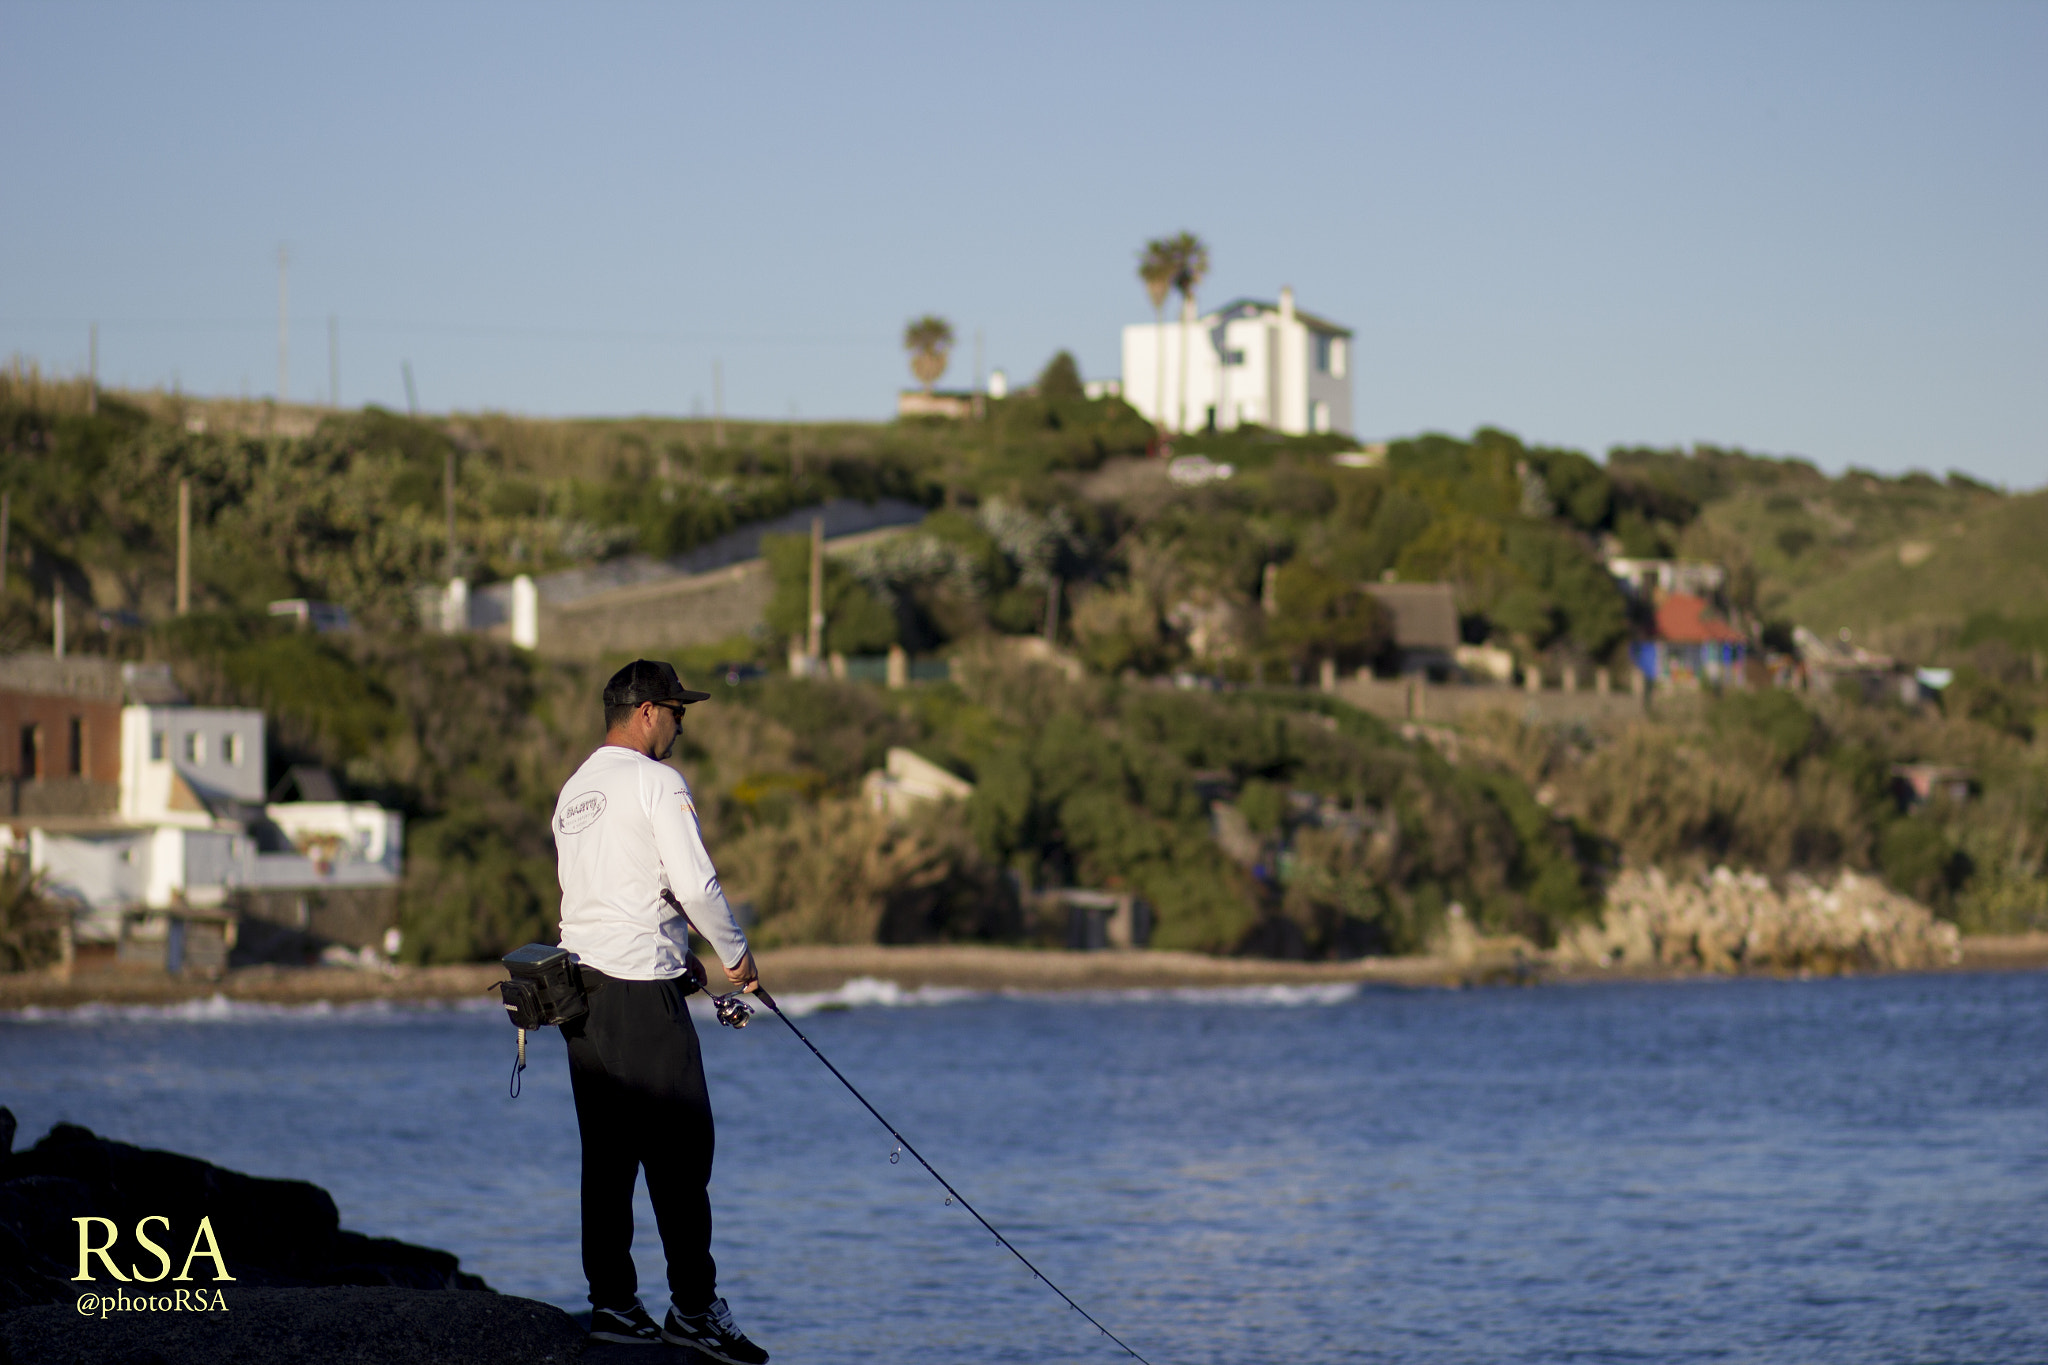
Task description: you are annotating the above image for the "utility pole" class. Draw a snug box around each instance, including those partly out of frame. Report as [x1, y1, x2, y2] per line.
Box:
[0, 489, 11, 596]
[328, 315, 339, 408]
[87, 324, 98, 415]
[402, 361, 419, 416]
[277, 245, 290, 402]
[176, 479, 191, 615]
[712, 359, 725, 449]
[444, 446, 458, 575]
[53, 581, 65, 659]
[806, 515, 824, 664]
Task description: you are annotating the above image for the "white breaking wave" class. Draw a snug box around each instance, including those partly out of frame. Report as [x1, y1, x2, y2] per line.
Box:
[3, 994, 501, 1024]
[7, 977, 1363, 1025]
[693, 977, 1365, 1018]
[690, 975, 979, 1020]
[1063, 983, 1364, 1008]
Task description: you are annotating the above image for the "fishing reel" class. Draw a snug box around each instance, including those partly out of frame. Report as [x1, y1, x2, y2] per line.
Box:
[712, 992, 755, 1029]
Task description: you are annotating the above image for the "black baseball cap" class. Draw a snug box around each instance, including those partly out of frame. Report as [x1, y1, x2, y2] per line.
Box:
[603, 659, 711, 708]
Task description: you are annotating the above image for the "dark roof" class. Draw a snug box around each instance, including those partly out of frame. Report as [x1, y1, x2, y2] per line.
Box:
[1204, 298, 1353, 337]
[269, 765, 343, 802]
[1364, 582, 1460, 651]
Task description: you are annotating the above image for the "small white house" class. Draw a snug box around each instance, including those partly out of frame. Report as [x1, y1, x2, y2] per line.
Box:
[32, 702, 403, 934]
[1122, 288, 1353, 436]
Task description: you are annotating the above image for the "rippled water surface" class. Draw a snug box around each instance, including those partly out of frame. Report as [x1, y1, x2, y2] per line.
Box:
[6, 971, 2048, 1364]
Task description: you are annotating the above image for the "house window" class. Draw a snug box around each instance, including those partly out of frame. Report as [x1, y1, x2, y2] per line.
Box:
[1314, 334, 1348, 378]
[224, 733, 243, 766]
[184, 731, 206, 764]
[19, 724, 40, 780]
[150, 730, 166, 761]
[1312, 401, 1331, 434]
[67, 718, 82, 777]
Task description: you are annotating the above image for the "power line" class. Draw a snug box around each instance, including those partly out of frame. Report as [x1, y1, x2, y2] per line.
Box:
[0, 316, 884, 348]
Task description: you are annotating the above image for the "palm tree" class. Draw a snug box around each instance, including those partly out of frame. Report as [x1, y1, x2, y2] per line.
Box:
[1163, 232, 1210, 436]
[1138, 239, 1176, 439]
[903, 316, 954, 393]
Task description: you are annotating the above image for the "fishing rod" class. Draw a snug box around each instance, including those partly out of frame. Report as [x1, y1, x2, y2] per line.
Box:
[714, 986, 1159, 1365]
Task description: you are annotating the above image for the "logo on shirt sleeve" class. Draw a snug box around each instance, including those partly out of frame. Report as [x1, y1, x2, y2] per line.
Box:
[557, 792, 607, 835]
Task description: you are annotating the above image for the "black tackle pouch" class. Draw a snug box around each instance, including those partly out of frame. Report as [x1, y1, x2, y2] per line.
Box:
[493, 944, 589, 1097]
[497, 942, 589, 1028]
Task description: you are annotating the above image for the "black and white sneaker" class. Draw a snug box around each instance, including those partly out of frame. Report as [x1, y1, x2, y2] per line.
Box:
[662, 1297, 769, 1364]
[589, 1301, 664, 1345]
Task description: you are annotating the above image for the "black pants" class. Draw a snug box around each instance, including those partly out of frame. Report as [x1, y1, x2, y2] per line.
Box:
[562, 975, 717, 1313]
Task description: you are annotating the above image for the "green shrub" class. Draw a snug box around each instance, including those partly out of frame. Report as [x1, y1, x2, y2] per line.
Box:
[0, 855, 62, 973]
[1711, 688, 1818, 772]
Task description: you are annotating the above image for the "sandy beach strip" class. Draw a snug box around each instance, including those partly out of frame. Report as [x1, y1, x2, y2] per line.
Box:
[2, 935, 2045, 1011]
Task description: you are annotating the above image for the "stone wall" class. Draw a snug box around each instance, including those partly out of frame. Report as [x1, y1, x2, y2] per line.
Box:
[531, 559, 775, 658]
[1334, 676, 1647, 729]
[522, 522, 921, 659]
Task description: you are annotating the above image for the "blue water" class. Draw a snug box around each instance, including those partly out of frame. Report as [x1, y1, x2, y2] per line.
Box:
[6, 971, 2047, 1364]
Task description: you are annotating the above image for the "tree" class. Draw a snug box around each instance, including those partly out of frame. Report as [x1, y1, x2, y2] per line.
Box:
[903, 316, 954, 393]
[0, 853, 61, 972]
[1164, 232, 1210, 434]
[1265, 559, 1389, 674]
[1138, 239, 1177, 437]
[1037, 350, 1084, 402]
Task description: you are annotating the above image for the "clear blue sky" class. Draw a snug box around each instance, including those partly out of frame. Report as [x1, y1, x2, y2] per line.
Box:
[4, 1, 2043, 484]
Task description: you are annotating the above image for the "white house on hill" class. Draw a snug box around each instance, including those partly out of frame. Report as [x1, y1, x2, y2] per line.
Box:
[28, 698, 403, 945]
[1121, 288, 1353, 436]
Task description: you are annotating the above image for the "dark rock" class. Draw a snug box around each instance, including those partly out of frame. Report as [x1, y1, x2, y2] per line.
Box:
[0, 1285, 586, 1365]
[0, 1115, 489, 1313]
[9, 1122, 342, 1276]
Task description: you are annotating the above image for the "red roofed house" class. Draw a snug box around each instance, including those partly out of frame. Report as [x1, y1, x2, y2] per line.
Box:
[1632, 592, 1748, 686]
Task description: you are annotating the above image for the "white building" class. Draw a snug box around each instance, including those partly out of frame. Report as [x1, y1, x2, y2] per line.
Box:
[30, 701, 403, 941]
[861, 747, 974, 820]
[1605, 559, 1728, 601]
[1121, 288, 1353, 436]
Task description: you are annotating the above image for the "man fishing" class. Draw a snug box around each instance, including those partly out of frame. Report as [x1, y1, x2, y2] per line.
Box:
[552, 658, 768, 1362]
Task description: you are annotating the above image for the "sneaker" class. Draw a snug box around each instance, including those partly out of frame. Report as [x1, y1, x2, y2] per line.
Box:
[662, 1297, 769, 1365]
[589, 1302, 664, 1345]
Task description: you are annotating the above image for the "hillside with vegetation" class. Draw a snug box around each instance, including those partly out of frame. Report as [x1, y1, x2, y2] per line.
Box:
[2, 359, 2044, 966]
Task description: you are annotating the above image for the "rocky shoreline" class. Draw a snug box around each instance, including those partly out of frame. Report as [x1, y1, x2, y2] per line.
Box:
[0, 1110, 489, 1316]
[0, 1110, 611, 1364]
[0, 1285, 592, 1365]
[1560, 866, 1969, 974]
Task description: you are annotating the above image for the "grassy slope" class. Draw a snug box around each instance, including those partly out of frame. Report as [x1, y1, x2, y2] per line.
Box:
[1671, 464, 2043, 640]
[1770, 489, 2048, 641]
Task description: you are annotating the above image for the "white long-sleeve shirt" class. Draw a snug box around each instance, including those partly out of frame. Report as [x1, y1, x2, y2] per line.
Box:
[553, 744, 750, 979]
